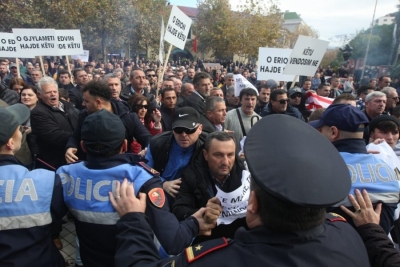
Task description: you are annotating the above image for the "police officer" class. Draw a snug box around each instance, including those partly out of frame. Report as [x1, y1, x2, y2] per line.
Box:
[56, 109, 216, 267]
[0, 104, 66, 266]
[110, 114, 370, 267]
[309, 104, 400, 234]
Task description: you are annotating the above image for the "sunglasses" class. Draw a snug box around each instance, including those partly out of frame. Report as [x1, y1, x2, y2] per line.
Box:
[290, 94, 302, 99]
[136, 104, 149, 109]
[277, 99, 289, 104]
[173, 126, 198, 135]
[147, 74, 156, 77]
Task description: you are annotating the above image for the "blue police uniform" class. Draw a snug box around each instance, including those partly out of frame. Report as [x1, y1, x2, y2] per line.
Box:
[327, 139, 400, 233]
[0, 155, 66, 267]
[56, 153, 199, 267]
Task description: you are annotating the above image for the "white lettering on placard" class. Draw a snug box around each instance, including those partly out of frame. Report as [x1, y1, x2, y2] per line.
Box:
[0, 178, 38, 203]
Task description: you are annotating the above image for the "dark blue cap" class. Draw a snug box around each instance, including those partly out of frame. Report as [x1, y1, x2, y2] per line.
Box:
[309, 104, 369, 132]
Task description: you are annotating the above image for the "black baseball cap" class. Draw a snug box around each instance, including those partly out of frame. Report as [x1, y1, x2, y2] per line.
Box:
[309, 104, 369, 132]
[0, 104, 30, 146]
[172, 107, 200, 129]
[369, 115, 400, 133]
[245, 114, 351, 207]
[81, 109, 125, 155]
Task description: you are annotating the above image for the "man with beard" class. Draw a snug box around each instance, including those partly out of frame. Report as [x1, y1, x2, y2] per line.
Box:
[254, 85, 270, 115]
[71, 68, 89, 110]
[103, 73, 122, 101]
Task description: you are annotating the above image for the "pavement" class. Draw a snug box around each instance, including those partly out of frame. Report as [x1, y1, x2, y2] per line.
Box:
[60, 219, 78, 266]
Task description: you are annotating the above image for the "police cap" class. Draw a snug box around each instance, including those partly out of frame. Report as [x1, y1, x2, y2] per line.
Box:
[244, 114, 351, 207]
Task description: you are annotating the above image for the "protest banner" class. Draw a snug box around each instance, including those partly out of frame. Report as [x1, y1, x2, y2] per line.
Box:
[216, 170, 251, 225]
[234, 74, 258, 97]
[71, 50, 89, 62]
[283, 35, 329, 77]
[257, 48, 297, 82]
[0, 33, 18, 58]
[55, 30, 83, 56]
[203, 63, 222, 69]
[164, 5, 192, 50]
[13, 28, 58, 58]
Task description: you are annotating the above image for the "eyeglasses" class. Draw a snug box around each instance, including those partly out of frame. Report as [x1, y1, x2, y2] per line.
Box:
[147, 74, 156, 77]
[391, 97, 399, 100]
[277, 99, 289, 104]
[136, 104, 149, 109]
[290, 94, 302, 99]
[173, 126, 198, 135]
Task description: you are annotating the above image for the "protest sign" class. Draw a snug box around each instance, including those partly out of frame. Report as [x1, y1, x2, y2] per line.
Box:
[283, 35, 329, 77]
[55, 30, 83, 56]
[216, 170, 251, 225]
[71, 50, 89, 62]
[257, 48, 297, 82]
[203, 63, 222, 69]
[13, 28, 58, 57]
[0, 33, 18, 58]
[234, 74, 258, 97]
[164, 5, 192, 50]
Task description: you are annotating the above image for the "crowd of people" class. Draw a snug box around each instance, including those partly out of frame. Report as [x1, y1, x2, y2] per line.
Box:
[1, 55, 400, 267]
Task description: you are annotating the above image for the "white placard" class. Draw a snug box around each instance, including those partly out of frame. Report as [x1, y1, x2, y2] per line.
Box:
[164, 5, 192, 50]
[13, 28, 58, 57]
[257, 47, 297, 81]
[234, 74, 259, 97]
[0, 33, 18, 58]
[71, 50, 89, 62]
[56, 30, 83, 56]
[283, 35, 329, 77]
[216, 170, 251, 225]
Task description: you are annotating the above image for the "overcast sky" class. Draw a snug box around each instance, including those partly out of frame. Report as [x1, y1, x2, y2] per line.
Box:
[170, 0, 397, 40]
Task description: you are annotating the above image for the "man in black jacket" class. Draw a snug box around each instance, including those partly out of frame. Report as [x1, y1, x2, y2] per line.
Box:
[65, 80, 152, 163]
[184, 72, 213, 115]
[201, 96, 227, 133]
[70, 68, 88, 110]
[172, 131, 247, 244]
[261, 89, 304, 120]
[31, 77, 78, 169]
[120, 69, 157, 109]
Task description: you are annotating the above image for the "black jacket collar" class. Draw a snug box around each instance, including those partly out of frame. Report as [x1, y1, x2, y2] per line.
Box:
[332, 139, 367, 154]
[0, 155, 23, 166]
[85, 153, 144, 169]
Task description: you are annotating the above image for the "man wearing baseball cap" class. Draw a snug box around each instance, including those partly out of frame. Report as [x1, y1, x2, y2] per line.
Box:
[56, 109, 214, 266]
[145, 107, 204, 201]
[0, 104, 66, 266]
[309, 104, 400, 233]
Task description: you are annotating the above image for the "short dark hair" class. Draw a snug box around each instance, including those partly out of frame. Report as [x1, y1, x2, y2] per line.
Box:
[58, 69, 71, 79]
[161, 87, 176, 99]
[204, 131, 235, 152]
[303, 79, 312, 85]
[193, 72, 211, 86]
[357, 85, 375, 97]
[239, 88, 258, 101]
[318, 83, 329, 90]
[379, 75, 390, 82]
[251, 179, 325, 231]
[145, 68, 156, 75]
[73, 68, 86, 78]
[256, 85, 270, 93]
[270, 89, 287, 101]
[82, 80, 112, 101]
[332, 93, 356, 105]
[58, 88, 69, 100]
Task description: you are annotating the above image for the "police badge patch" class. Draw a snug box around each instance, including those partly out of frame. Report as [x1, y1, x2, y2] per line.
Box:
[148, 188, 165, 208]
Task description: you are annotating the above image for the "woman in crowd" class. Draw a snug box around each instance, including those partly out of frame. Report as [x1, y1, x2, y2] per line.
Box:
[128, 95, 162, 154]
[9, 77, 27, 95]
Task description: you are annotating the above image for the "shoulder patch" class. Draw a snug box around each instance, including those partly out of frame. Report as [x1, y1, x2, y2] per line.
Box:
[326, 212, 347, 222]
[185, 237, 229, 263]
[148, 188, 165, 208]
[139, 161, 160, 176]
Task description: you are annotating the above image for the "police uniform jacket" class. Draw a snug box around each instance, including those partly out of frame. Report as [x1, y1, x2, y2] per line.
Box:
[31, 99, 78, 168]
[56, 153, 199, 267]
[172, 147, 247, 244]
[113, 212, 370, 267]
[65, 99, 152, 158]
[0, 155, 66, 267]
[327, 138, 399, 234]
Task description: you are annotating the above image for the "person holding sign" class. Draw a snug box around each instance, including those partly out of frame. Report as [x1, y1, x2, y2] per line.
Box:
[109, 114, 370, 267]
[172, 131, 247, 244]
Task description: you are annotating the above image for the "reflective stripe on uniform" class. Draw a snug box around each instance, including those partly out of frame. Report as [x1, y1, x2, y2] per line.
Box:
[0, 211, 52, 230]
[69, 207, 119, 225]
